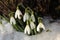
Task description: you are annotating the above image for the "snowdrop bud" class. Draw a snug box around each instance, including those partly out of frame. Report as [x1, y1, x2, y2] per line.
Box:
[30, 21, 35, 29]
[37, 23, 45, 32]
[24, 24, 30, 35]
[10, 16, 16, 25]
[23, 12, 30, 22]
[31, 13, 35, 22]
[15, 7, 22, 19]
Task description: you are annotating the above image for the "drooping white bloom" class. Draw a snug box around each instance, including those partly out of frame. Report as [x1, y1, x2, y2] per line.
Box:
[10, 17, 16, 25]
[23, 12, 30, 22]
[0, 24, 5, 34]
[37, 22, 45, 32]
[30, 21, 35, 29]
[15, 8, 22, 19]
[24, 24, 30, 34]
[31, 14, 35, 22]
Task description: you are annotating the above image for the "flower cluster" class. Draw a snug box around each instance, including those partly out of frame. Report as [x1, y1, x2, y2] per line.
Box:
[0, 5, 45, 35]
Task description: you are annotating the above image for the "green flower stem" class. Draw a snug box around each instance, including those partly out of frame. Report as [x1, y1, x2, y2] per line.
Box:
[2, 14, 9, 22]
[25, 7, 32, 13]
[17, 3, 25, 9]
[38, 17, 42, 23]
[16, 24, 24, 32]
[15, 19, 24, 31]
[13, 24, 24, 32]
[26, 7, 32, 12]
[17, 6, 19, 10]
[31, 11, 34, 15]
[26, 20, 29, 25]
[19, 20, 25, 29]
[16, 19, 24, 29]
[34, 28, 37, 35]
[0, 15, 9, 23]
[12, 24, 19, 31]
[30, 28, 37, 35]
[31, 29, 33, 35]
[9, 12, 14, 17]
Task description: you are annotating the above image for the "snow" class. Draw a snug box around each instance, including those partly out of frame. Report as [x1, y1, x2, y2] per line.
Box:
[0, 17, 60, 40]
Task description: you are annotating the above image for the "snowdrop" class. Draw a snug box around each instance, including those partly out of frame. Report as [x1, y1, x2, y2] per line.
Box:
[37, 22, 45, 32]
[24, 21, 30, 34]
[10, 16, 16, 25]
[15, 7, 22, 19]
[31, 13, 35, 22]
[23, 12, 30, 22]
[30, 21, 35, 29]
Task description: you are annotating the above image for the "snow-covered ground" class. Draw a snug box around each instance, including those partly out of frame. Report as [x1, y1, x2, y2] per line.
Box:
[0, 17, 60, 40]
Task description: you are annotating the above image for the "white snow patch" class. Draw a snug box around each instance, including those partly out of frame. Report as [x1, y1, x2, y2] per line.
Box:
[0, 17, 60, 40]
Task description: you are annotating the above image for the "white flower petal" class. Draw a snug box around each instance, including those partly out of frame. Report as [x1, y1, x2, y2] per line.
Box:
[23, 13, 27, 22]
[10, 17, 13, 24]
[23, 13, 30, 22]
[37, 26, 40, 32]
[28, 30, 30, 34]
[30, 21, 35, 29]
[15, 13, 17, 19]
[37, 23, 45, 32]
[10, 17, 16, 25]
[15, 11, 18, 18]
[15, 9, 22, 19]
[39, 23, 45, 30]
[18, 10, 22, 16]
[26, 13, 30, 20]
[24, 25, 30, 34]
[18, 14, 21, 19]
[24, 28, 27, 34]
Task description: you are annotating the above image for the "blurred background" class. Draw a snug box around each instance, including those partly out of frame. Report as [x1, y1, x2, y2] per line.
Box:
[0, 0, 60, 19]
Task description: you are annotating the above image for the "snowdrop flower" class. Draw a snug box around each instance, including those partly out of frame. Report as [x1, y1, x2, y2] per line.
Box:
[15, 7, 22, 19]
[24, 22, 30, 34]
[37, 22, 45, 32]
[10, 16, 16, 25]
[23, 12, 30, 22]
[31, 13, 35, 22]
[30, 21, 35, 29]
